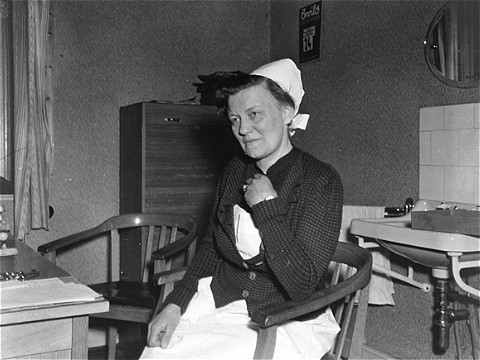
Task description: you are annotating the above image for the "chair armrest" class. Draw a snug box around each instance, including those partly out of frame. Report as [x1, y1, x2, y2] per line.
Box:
[151, 233, 196, 260]
[251, 244, 372, 328]
[152, 267, 187, 285]
[251, 281, 352, 327]
[37, 226, 103, 254]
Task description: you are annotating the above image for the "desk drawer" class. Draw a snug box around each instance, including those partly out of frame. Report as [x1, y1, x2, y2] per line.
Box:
[0, 318, 72, 358]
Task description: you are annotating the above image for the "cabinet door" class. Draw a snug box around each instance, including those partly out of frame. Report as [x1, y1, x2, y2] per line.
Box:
[120, 103, 241, 281]
[145, 122, 238, 241]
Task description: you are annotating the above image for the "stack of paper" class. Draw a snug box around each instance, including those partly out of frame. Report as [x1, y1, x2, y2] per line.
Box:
[0, 278, 101, 310]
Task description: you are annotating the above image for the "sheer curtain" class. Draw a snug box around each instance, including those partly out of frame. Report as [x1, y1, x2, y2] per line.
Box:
[1, 0, 13, 183]
[12, 0, 53, 240]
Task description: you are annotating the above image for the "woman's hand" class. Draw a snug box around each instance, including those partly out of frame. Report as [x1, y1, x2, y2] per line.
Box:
[147, 303, 181, 348]
[244, 174, 278, 207]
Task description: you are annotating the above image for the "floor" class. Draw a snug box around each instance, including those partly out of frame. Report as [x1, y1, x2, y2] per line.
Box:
[87, 321, 146, 360]
[88, 340, 145, 360]
[88, 345, 128, 360]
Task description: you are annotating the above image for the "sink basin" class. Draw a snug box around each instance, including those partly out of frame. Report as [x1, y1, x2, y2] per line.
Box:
[350, 199, 480, 297]
[351, 199, 480, 268]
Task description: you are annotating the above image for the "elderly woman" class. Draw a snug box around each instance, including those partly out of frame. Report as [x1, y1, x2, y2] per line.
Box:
[143, 59, 343, 359]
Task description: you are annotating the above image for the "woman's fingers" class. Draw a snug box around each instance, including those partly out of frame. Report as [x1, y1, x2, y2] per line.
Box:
[146, 304, 181, 348]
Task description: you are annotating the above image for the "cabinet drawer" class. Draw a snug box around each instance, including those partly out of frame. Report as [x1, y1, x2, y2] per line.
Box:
[0, 318, 72, 358]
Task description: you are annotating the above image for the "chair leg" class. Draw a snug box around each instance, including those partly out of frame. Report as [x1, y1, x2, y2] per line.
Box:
[107, 325, 117, 360]
[253, 326, 277, 360]
[152, 294, 164, 319]
[152, 282, 176, 319]
[348, 284, 370, 360]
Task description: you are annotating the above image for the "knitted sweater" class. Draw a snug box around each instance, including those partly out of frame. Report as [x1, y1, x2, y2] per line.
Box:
[163, 147, 343, 315]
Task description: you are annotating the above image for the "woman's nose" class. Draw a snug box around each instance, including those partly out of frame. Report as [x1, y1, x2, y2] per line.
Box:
[238, 119, 252, 135]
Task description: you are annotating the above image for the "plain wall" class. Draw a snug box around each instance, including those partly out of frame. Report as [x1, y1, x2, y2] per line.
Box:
[271, 0, 479, 205]
[27, 0, 270, 282]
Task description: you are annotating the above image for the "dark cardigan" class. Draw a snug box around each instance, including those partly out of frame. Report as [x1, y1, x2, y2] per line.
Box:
[163, 147, 343, 315]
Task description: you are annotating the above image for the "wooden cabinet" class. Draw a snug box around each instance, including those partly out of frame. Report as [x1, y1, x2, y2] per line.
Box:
[119, 102, 241, 281]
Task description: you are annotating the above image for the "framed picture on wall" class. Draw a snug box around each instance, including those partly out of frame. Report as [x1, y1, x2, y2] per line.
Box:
[299, 1, 322, 63]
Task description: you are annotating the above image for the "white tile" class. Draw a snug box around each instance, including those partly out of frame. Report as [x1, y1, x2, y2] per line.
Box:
[475, 103, 480, 129]
[420, 106, 444, 131]
[474, 167, 480, 205]
[431, 130, 459, 165]
[419, 165, 444, 201]
[419, 132, 431, 165]
[445, 103, 475, 130]
[458, 129, 480, 166]
[444, 166, 475, 203]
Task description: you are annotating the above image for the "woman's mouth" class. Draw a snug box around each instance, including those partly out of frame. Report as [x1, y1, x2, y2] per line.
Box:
[244, 138, 259, 145]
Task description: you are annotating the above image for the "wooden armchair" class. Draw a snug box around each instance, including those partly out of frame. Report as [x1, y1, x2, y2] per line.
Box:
[155, 241, 372, 360]
[37, 213, 197, 360]
[251, 241, 373, 360]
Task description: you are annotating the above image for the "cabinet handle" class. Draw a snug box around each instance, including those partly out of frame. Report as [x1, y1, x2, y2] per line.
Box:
[163, 117, 182, 123]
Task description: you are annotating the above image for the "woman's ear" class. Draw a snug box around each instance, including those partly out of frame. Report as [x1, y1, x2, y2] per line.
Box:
[282, 105, 295, 126]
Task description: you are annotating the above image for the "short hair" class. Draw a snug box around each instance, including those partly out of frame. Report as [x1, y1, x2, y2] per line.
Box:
[216, 72, 295, 114]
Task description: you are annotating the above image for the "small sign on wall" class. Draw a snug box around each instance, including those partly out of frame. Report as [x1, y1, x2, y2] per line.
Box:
[299, 1, 322, 63]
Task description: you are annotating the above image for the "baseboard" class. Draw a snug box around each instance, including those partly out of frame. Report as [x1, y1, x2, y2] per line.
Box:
[343, 336, 398, 359]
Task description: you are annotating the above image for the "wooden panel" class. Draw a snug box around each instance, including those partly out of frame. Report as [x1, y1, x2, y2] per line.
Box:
[411, 209, 480, 236]
[0, 300, 108, 326]
[143, 102, 223, 127]
[119, 103, 145, 281]
[0, 318, 72, 358]
[71, 316, 89, 360]
[145, 123, 237, 241]
[119, 103, 144, 215]
[92, 304, 152, 323]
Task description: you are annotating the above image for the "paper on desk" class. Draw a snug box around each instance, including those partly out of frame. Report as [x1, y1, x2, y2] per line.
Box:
[0, 278, 101, 310]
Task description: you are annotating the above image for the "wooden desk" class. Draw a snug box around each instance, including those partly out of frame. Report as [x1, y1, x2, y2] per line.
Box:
[0, 239, 109, 359]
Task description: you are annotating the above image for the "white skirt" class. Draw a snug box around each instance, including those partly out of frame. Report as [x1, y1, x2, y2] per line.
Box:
[141, 277, 340, 360]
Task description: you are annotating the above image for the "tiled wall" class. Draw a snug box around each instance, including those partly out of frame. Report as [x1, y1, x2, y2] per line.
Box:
[419, 103, 480, 205]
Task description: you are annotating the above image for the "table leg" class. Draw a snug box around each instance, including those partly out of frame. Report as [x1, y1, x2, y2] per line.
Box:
[71, 316, 89, 359]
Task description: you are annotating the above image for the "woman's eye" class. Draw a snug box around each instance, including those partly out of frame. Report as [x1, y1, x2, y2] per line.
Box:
[249, 112, 258, 119]
[229, 117, 240, 125]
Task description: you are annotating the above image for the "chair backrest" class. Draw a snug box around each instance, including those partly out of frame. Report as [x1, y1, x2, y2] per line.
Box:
[37, 213, 197, 284]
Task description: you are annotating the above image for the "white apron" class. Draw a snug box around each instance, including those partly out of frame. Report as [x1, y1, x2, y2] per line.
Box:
[140, 277, 340, 360]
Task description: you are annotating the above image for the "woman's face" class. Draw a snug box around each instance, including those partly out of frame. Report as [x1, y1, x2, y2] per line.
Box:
[227, 84, 293, 170]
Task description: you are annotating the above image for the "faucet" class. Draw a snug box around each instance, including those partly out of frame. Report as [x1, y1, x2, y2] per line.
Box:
[384, 197, 415, 217]
[404, 197, 414, 214]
